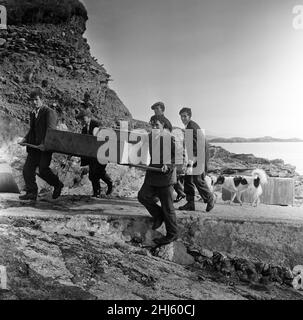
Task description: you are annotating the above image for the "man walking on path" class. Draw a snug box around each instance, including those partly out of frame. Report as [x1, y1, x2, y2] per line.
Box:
[138, 115, 178, 245]
[178, 107, 214, 212]
[150, 101, 186, 203]
[76, 109, 113, 198]
[19, 88, 64, 201]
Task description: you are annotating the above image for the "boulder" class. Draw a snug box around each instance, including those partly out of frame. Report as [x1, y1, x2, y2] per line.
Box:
[155, 241, 195, 266]
[0, 162, 19, 194]
[0, 38, 6, 46]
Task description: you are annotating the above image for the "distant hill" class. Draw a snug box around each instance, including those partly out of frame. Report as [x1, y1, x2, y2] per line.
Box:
[208, 136, 303, 143]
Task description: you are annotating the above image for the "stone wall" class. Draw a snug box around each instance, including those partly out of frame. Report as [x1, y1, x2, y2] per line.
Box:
[180, 216, 303, 268]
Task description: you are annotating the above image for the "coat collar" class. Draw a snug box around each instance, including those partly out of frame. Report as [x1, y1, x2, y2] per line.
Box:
[36, 106, 46, 122]
[185, 120, 192, 129]
[32, 106, 46, 121]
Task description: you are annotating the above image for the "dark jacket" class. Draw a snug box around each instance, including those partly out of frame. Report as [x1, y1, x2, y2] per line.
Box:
[185, 119, 209, 174]
[163, 115, 173, 132]
[144, 130, 177, 187]
[24, 106, 57, 152]
[82, 118, 101, 136]
[80, 118, 101, 166]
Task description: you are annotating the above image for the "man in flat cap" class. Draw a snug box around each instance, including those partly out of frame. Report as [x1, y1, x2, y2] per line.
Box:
[76, 109, 113, 197]
[150, 102, 187, 203]
[150, 102, 173, 132]
[80, 92, 94, 110]
[138, 114, 178, 245]
[19, 88, 64, 201]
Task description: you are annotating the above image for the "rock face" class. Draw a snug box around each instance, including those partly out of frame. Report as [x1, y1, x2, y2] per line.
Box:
[0, 0, 136, 196]
[3, 0, 88, 25]
[0, 0, 132, 144]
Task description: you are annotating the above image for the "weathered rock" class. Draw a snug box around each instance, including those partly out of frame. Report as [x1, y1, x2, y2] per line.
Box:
[4, 0, 88, 25]
[0, 195, 303, 299]
[200, 248, 213, 259]
[292, 274, 303, 290]
[293, 265, 303, 276]
[155, 241, 195, 266]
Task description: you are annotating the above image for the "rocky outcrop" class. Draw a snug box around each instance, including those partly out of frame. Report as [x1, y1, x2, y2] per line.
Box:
[208, 144, 303, 203]
[208, 145, 297, 178]
[0, 0, 132, 144]
[1, 194, 303, 300]
[0, 0, 135, 196]
[3, 0, 88, 25]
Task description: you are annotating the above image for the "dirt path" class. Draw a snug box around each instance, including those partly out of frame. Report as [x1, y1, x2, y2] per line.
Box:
[1, 193, 302, 220]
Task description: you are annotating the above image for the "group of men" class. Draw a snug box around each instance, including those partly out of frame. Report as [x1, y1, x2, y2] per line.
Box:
[138, 101, 215, 245]
[19, 88, 214, 245]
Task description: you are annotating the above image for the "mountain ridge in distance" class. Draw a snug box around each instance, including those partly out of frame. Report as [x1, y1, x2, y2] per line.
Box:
[208, 136, 303, 143]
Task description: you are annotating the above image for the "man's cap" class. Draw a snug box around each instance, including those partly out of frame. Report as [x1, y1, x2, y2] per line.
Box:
[29, 87, 43, 99]
[151, 101, 165, 111]
[75, 108, 92, 120]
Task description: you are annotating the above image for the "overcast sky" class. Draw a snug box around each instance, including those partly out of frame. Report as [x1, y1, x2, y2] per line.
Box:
[82, 0, 303, 138]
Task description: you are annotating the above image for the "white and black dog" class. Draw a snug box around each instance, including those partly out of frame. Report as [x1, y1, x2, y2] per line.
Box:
[214, 169, 268, 207]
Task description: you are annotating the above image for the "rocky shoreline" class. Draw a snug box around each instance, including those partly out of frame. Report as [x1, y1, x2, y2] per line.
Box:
[208, 145, 303, 205]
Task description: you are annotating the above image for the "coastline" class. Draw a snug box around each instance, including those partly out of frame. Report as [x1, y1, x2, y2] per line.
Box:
[210, 141, 303, 143]
[208, 144, 303, 206]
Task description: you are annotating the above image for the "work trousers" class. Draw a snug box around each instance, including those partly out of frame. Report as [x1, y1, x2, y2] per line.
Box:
[88, 160, 112, 194]
[173, 175, 185, 196]
[23, 150, 60, 195]
[138, 183, 178, 237]
[184, 174, 213, 203]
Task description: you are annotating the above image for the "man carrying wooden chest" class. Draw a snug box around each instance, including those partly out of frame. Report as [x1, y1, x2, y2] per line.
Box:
[76, 109, 113, 197]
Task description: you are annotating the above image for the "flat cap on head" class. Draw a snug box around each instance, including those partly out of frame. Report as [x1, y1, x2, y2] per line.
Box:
[29, 87, 43, 99]
[75, 108, 92, 120]
[151, 101, 165, 111]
